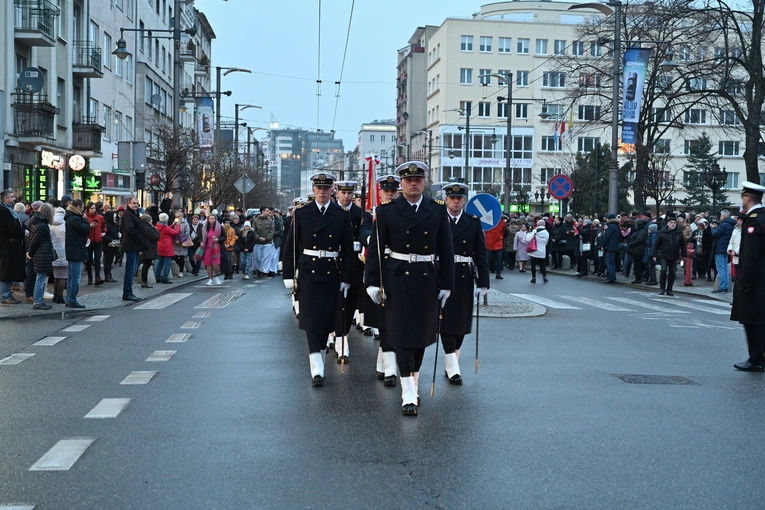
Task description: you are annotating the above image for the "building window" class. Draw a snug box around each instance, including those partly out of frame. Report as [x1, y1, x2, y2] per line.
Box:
[116, 0, 123, 9]
[543, 72, 566, 88]
[115, 54, 123, 77]
[497, 103, 508, 119]
[461, 35, 473, 52]
[572, 41, 585, 56]
[720, 110, 740, 125]
[653, 107, 671, 123]
[653, 139, 670, 153]
[127, 0, 133, 19]
[516, 71, 529, 87]
[480, 36, 492, 52]
[590, 42, 602, 57]
[478, 102, 491, 118]
[479, 69, 491, 85]
[126, 55, 133, 84]
[545, 104, 564, 121]
[686, 78, 707, 91]
[498, 37, 511, 54]
[554, 40, 566, 56]
[578, 137, 600, 153]
[56, 78, 65, 125]
[516, 104, 528, 120]
[102, 34, 111, 69]
[578, 105, 601, 121]
[517, 38, 530, 54]
[684, 139, 699, 155]
[140, 21, 146, 53]
[684, 109, 706, 124]
[497, 70, 511, 84]
[535, 39, 548, 55]
[381, 135, 386, 143]
[115, 111, 122, 142]
[724, 79, 744, 96]
[103, 105, 112, 140]
[90, 98, 98, 122]
[723, 172, 739, 190]
[460, 68, 473, 85]
[89, 21, 98, 49]
[541, 137, 562, 152]
[578, 73, 601, 88]
[459, 101, 472, 116]
[541, 168, 562, 183]
[369, 134, 374, 142]
[145, 77, 153, 104]
[155, 40, 160, 67]
[719, 141, 739, 156]
[509, 135, 533, 160]
[162, 46, 166, 73]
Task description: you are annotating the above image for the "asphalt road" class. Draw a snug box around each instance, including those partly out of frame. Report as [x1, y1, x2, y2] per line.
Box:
[1, 270, 763, 509]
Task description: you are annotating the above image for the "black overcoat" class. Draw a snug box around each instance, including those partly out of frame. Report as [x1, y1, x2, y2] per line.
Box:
[283, 201, 355, 334]
[441, 214, 490, 335]
[64, 208, 90, 262]
[0, 204, 26, 282]
[333, 203, 365, 335]
[365, 196, 455, 349]
[731, 208, 765, 325]
[27, 213, 54, 275]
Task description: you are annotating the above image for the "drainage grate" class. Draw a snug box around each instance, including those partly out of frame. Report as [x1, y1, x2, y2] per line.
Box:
[613, 374, 699, 385]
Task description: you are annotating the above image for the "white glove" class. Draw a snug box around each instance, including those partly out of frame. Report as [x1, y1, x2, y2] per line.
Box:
[366, 286, 383, 305]
[283, 279, 294, 290]
[118, 232, 122, 238]
[475, 287, 489, 298]
[340, 282, 351, 298]
[438, 289, 451, 308]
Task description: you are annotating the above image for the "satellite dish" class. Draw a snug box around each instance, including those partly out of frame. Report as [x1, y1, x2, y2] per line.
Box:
[19, 67, 44, 93]
[151, 94, 161, 106]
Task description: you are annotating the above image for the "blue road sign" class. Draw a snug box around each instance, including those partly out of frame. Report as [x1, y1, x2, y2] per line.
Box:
[466, 193, 502, 231]
[548, 174, 573, 200]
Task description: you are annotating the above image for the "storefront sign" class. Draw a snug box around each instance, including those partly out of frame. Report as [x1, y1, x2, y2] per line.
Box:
[71, 172, 102, 192]
[24, 168, 49, 202]
[41, 150, 64, 170]
[69, 154, 86, 171]
[447, 157, 533, 168]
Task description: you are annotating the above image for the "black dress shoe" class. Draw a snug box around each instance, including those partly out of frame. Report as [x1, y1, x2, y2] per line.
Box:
[630, 280, 642, 284]
[311, 375, 324, 387]
[374, 333, 380, 341]
[376, 371, 384, 380]
[337, 355, 349, 364]
[327, 342, 334, 351]
[666, 291, 674, 296]
[495, 274, 503, 280]
[711, 289, 728, 293]
[363, 328, 373, 336]
[659, 290, 665, 295]
[734, 360, 765, 372]
[448, 374, 463, 385]
[122, 295, 141, 302]
[384, 375, 397, 387]
[141, 282, 153, 288]
[603, 280, 615, 284]
[65, 302, 86, 309]
[356, 324, 363, 331]
[401, 403, 418, 416]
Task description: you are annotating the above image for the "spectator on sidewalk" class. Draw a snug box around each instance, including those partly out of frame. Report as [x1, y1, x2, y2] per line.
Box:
[485, 215, 507, 279]
[102, 208, 120, 283]
[120, 196, 144, 302]
[576, 219, 592, 277]
[727, 212, 745, 280]
[1, 189, 27, 304]
[513, 223, 529, 272]
[188, 215, 202, 276]
[505, 218, 520, 269]
[140, 214, 160, 288]
[50, 206, 68, 303]
[155, 212, 179, 284]
[627, 218, 648, 284]
[712, 209, 736, 293]
[601, 214, 620, 283]
[26, 203, 55, 310]
[172, 209, 190, 278]
[271, 208, 284, 274]
[84, 201, 106, 286]
[201, 213, 224, 286]
[652, 213, 687, 296]
[252, 206, 274, 277]
[528, 219, 550, 284]
[236, 221, 256, 279]
[64, 200, 90, 308]
[643, 223, 659, 285]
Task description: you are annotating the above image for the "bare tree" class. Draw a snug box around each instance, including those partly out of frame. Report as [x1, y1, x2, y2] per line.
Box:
[643, 150, 681, 214]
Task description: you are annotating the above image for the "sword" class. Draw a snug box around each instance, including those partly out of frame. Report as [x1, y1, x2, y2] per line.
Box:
[374, 208, 385, 306]
[431, 303, 442, 399]
[471, 263, 480, 374]
[341, 290, 346, 374]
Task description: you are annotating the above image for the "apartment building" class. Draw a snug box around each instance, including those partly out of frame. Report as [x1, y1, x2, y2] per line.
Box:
[356, 120, 397, 172]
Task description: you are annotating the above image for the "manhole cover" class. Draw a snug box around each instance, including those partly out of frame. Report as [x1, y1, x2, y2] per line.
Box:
[613, 374, 698, 385]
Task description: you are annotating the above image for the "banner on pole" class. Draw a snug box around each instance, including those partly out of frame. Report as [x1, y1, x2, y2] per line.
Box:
[621, 48, 651, 145]
[196, 96, 215, 148]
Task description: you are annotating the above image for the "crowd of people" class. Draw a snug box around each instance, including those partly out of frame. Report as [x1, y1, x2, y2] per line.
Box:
[487, 207, 743, 296]
[0, 189, 291, 308]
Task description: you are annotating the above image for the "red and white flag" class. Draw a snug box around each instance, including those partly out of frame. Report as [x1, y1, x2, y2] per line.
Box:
[365, 153, 380, 211]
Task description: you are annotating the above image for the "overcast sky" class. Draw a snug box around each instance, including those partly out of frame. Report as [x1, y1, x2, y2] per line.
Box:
[195, 0, 486, 145]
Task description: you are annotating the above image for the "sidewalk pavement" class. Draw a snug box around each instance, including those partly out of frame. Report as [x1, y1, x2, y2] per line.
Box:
[0, 261, 208, 321]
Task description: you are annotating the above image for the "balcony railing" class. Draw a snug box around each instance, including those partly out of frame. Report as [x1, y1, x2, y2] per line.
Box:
[72, 41, 103, 77]
[72, 116, 105, 154]
[12, 90, 59, 139]
[14, 0, 59, 46]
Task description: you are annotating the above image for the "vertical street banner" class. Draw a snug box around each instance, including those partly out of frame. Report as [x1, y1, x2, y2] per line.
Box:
[196, 96, 215, 148]
[621, 48, 651, 145]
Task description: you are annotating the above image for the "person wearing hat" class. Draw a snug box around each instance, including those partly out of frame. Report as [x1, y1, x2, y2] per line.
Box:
[119, 196, 145, 302]
[439, 182, 490, 385]
[651, 213, 686, 296]
[731, 181, 765, 371]
[365, 161, 455, 416]
[283, 172, 355, 387]
[600, 213, 621, 283]
[235, 220, 256, 279]
[360, 175, 401, 385]
[328, 180, 364, 363]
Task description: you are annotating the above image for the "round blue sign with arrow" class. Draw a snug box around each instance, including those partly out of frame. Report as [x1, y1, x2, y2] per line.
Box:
[548, 174, 573, 200]
[466, 193, 502, 231]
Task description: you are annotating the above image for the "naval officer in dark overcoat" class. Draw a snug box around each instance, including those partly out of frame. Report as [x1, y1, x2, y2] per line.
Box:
[366, 161, 455, 416]
[283, 173, 354, 387]
[439, 182, 490, 385]
[731, 180, 765, 371]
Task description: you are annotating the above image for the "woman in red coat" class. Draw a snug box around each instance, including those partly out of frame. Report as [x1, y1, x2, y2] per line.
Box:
[85, 201, 106, 285]
[154, 212, 179, 283]
[485, 217, 506, 279]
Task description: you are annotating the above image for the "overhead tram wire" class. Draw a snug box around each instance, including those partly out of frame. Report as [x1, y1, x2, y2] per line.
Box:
[331, 0, 356, 132]
[316, 0, 322, 131]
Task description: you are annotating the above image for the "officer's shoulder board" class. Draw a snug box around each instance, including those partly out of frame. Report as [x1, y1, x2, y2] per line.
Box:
[471, 214, 479, 220]
[751, 213, 758, 218]
[434, 199, 445, 206]
[380, 200, 392, 206]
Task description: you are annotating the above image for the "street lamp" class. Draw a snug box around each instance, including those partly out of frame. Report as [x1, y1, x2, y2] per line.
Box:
[535, 189, 551, 214]
[214, 66, 252, 155]
[234, 104, 261, 159]
[702, 162, 727, 216]
[445, 107, 471, 185]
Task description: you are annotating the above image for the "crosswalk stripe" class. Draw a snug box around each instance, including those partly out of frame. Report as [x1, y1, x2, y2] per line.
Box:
[510, 294, 581, 309]
[650, 299, 730, 315]
[133, 293, 193, 310]
[559, 295, 633, 311]
[0, 353, 36, 365]
[29, 438, 95, 471]
[146, 350, 176, 362]
[181, 321, 201, 329]
[0, 505, 36, 509]
[192, 312, 212, 318]
[166, 333, 191, 343]
[692, 299, 731, 308]
[120, 371, 157, 385]
[194, 291, 245, 309]
[84, 398, 132, 419]
[62, 325, 90, 332]
[605, 297, 690, 313]
[85, 315, 110, 322]
[33, 337, 66, 346]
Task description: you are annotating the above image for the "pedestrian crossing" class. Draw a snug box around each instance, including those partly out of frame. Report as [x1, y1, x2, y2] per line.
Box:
[510, 293, 730, 316]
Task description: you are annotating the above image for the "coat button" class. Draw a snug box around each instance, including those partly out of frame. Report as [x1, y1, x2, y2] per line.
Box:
[405, 271, 409, 275]
[424, 246, 428, 249]
[327, 271, 331, 274]
[423, 273, 427, 276]
[313, 246, 317, 249]
[406, 244, 410, 248]
[313, 234, 317, 237]
[424, 232, 428, 235]
[462, 275, 465, 278]
[463, 252, 467, 255]
[463, 240, 467, 243]
[329, 235, 332, 238]
[312, 257, 316, 261]
[312, 270, 315, 273]
[406, 230, 410, 234]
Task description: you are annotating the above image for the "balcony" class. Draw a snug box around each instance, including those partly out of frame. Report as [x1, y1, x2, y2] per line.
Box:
[194, 64, 209, 77]
[14, 0, 60, 47]
[72, 41, 103, 78]
[180, 47, 196, 63]
[12, 91, 59, 142]
[72, 117, 105, 158]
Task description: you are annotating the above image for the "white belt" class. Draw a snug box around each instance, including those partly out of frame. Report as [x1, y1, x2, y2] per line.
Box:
[389, 250, 435, 263]
[303, 249, 339, 258]
[454, 255, 473, 263]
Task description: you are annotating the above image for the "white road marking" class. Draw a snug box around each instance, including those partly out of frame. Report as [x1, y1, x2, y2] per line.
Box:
[29, 438, 95, 471]
[691, 319, 737, 330]
[166, 333, 191, 343]
[649, 299, 730, 315]
[0, 505, 36, 509]
[180, 321, 201, 329]
[146, 350, 176, 362]
[133, 293, 193, 310]
[61, 325, 90, 332]
[0, 353, 36, 365]
[85, 315, 110, 322]
[33, 337, 66, 346]
[559, 295, 633, 311]
[194, 291, 245, 308]
[510, 294, 581, 309]
[194, 285, 231, 288]
[692, 299, 731, 308]
[120, 371, 157, 384]
[192, 312, 212, 318]
[84, 398, 132, 419]
[605, 297, 690, 313]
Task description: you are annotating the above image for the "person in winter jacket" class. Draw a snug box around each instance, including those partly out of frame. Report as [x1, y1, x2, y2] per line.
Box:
[26, 204, 55, 309]
[84, 201, 106, 286]
[600, 214, 621, 283]
[727, 212, 745, 279]
[252, 207, 274, 277]
[527, 219, 550, 283]
[711, 209, 737, 293]
[643, 223, 659, 285]
[627, 219, 648, 284]
[576, 219, 592, 277]
[154, 212, 179, 284]
[49, 206, 68, 303]
[236, 221, 256, 279]
[140, 214, 160, 288]
[120, 196, 144, 302]
[222, 219, 237, 279]
[172, 210, 190, 277]
[513, 223, 529, 272]
[64, 200, 91, 308]
[651, 214, 687, 296]
[102, 209, 120, 282]
[188, 215, 202, 276]
[485, 217, 506, 279]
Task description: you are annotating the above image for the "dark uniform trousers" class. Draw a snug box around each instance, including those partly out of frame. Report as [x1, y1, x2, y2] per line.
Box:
[365, 196, 455, 375]
[731, 207, 765, 364]
[334, 203, 363, 337]
[360, 210, 395, 353]
[283, 202, 354, 354]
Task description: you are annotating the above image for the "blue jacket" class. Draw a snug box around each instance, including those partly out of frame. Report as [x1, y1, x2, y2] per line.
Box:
[601, 220, 620, 252]
[712, 217, 736, 255]
[643, 229, 658, 263]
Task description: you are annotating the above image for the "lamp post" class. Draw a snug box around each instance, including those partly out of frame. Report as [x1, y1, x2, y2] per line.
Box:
[215, 66, 252, 154]
[702, 162, 727, 216]
[411, 131, 433, 190]
[535, 189, 551, 214]
[234, 104, 261, 160]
